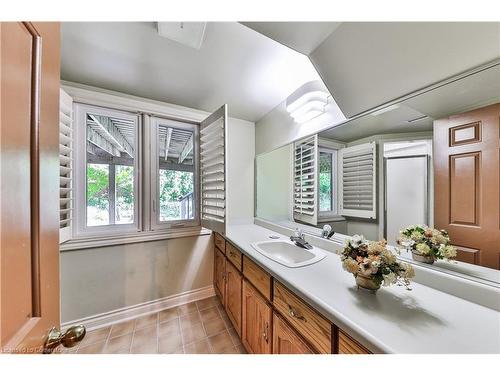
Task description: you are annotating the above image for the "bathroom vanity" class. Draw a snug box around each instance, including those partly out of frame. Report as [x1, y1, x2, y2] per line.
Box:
[212, 224, 500, 354]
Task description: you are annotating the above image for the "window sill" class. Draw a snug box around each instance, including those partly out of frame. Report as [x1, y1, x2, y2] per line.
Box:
[318, 214, 346, 223]
[60, 227, 212, 252]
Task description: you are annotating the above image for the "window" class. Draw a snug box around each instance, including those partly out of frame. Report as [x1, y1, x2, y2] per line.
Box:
[68, 94, 224, 246]
[74, 104, 140, 236]
[318, 148, 337, 216]
[150, 117, 199, 230]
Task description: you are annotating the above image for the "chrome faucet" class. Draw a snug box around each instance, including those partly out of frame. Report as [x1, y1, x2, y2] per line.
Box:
[290, 228, 313, 250]
[321, 224, 336, 239]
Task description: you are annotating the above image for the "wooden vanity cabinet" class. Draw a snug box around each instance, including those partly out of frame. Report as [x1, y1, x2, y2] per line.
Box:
[273, 281, 332, 354]
[212, 232, 373, 355]
[242, 279, 272, 354]
[273, 313, 314, 354]
[338, 330, 371, 354]
[225, 260, 242, 335]
[214, 246, 226, 304]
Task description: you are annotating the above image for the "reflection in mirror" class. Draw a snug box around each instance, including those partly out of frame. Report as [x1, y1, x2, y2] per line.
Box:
[255, 62, 500, 284]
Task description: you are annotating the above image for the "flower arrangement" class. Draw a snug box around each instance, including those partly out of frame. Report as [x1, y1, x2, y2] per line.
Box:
[340, 235, 414, 291]
[397, 225, 457, 264]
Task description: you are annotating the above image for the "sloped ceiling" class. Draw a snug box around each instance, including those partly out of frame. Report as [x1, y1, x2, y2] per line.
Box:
[241, 22, 341, 55]
[310, 22, 500, 118]
[320, 63, 500, 142]
[61, 22, 320, 122]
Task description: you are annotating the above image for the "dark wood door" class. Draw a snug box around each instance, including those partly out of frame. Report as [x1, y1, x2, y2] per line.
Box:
[214, 247, 226, 304]
[241, 279, 272, 354]
[0, 22, 61, 353]
[272, 313, 313, 354]
[225, 260, 242, 336]
[434, 103, 500, 269]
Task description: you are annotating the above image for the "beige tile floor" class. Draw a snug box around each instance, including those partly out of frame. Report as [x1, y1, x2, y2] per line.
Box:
[59, 296, 247, 354]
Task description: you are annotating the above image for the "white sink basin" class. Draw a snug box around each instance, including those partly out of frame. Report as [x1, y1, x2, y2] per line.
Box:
[251, 240, 326, 268]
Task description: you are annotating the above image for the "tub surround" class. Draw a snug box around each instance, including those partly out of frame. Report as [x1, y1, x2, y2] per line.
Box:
[224, 223, 500, 353]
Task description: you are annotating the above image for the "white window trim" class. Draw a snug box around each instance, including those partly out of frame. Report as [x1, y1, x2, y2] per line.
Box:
[61, 82, 214, 250]
[318, 138, 344, 221]
[150, 116, 200, 231]
[73, 103, 142, 238]
[318, 147, 338, 217]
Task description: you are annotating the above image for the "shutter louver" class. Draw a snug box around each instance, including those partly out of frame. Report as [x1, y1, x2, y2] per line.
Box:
[200, 105, 227, 234]
[293, 135, 318, 225]
[339, 142, 376, 219]
[59, 88, 73, 243]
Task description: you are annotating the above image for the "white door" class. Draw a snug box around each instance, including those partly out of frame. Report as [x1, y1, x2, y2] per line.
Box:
[385, 156, 429, 245]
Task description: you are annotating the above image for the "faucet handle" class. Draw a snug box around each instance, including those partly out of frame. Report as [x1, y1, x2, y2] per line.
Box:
[322, 224, 332, 238]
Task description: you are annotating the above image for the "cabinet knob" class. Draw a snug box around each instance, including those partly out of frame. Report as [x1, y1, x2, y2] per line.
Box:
[288, 305, 307, 322]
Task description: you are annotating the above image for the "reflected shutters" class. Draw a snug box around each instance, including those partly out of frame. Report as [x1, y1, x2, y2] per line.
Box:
[59, 88, 73, 243]
[200, 105, 227, 234]
[339, 142, 376, 219]
[293, 135, 318, 225]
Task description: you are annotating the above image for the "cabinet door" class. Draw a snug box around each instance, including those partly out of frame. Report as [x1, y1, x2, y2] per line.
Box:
[241, 279, 272, 354]
[214, 248, 226, 304]
[225, 260, 242, 336]
[273, 313, 314, 354]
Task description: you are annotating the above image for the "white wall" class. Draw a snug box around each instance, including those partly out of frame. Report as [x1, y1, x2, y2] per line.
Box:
[227, 118, 256, 225]
[60, 235, 213, 323]
[256, 144, 293, 221]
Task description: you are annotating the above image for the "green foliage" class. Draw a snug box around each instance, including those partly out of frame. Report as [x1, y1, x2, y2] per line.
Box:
[159, 169, 194, 220]
[319, 153, 332, 211]
[87, 164, 109, 210]
[115, 165, 134, 204]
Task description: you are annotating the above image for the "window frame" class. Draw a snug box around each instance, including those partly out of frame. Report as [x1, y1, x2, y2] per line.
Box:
[149, 116, 200, 231]
[73, 103, 141, 238]
[318, 146, 338, 218]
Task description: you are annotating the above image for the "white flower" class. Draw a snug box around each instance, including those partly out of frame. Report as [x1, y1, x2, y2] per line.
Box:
[382, 272, 397, 286]
[438, 244, 457, 259]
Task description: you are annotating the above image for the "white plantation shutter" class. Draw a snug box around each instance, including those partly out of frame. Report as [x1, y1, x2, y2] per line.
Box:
[200, 105, 227, 234]
[339, 141, 377, 219]
[293, 135, 318, 225]
[59, 88, 73, 243]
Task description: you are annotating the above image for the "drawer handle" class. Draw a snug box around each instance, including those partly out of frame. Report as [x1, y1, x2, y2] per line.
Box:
[288, 305, 307, 322]
[262, 322, 269, 343]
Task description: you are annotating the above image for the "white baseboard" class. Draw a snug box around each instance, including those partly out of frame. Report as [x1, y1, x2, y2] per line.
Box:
[61, 285, 215, 332]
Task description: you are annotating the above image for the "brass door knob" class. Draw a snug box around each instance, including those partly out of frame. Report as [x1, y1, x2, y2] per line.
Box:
[44, 325, 86, 353]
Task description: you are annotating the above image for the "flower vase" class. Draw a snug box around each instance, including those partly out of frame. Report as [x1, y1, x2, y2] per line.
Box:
[411, 251, 435, 264]
[355, 275, 381, 292]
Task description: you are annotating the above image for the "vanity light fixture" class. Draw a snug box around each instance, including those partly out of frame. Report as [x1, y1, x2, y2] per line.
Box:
[286, 80, 329, 124]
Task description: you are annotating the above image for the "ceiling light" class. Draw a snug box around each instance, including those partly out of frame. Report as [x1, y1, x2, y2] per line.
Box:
[286, 81, 329, 124]
[370, 104, 400, 116]
[157, 22, 207, 49]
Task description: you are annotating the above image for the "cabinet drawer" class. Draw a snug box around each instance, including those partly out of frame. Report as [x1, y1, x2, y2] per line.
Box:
[214, 232, 226, 254]
[243, 256, 272, 301]
[338, 330, 371, 354]
[226, 242, 242, 271]
[273, 281, 332, 354]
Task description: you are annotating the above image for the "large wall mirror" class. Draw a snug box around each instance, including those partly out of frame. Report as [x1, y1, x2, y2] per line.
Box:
[256, 62, 500, 286]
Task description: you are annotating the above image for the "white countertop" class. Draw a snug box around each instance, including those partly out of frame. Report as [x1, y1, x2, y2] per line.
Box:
[226, 223, 500, 354]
